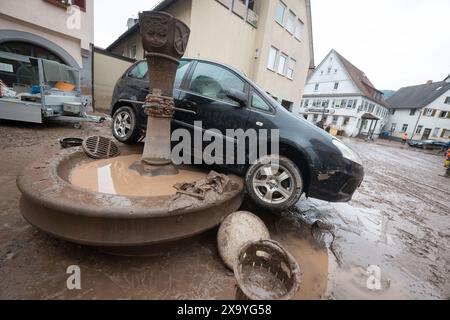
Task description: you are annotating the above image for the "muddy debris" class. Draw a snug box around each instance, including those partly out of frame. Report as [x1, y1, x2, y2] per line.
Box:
[234, 240, 301, 300]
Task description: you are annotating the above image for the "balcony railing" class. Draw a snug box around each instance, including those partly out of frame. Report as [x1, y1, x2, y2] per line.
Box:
[247, 8, 258, 27]
[215, 0, 259, 28]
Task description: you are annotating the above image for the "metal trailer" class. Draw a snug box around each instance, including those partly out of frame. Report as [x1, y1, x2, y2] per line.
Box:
[0, 51, 102, 126]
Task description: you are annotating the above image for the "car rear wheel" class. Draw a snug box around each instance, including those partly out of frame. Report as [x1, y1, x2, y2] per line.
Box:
[245, 155, 303, 212]
[112, 106, 141, 144]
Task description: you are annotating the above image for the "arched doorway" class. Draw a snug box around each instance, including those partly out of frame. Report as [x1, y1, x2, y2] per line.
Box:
[0, 41, 65, 64]
[0, 30, 80, 69]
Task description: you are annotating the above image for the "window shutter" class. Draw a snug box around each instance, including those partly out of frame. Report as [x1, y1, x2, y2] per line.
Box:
[423, 108, 427, 115]
[431, 109, 437, 117]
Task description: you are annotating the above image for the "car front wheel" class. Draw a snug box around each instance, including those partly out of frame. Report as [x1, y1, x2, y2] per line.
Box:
[112, 106, 141, 144]
[245, 155, 303, 212]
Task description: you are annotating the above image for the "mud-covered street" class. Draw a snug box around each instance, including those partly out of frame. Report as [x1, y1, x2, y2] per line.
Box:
[0, 120, 448, 299]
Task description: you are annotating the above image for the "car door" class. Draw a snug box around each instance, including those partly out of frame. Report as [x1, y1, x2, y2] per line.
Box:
[177, 61, 251, 162]
[246, 89, 278, 161]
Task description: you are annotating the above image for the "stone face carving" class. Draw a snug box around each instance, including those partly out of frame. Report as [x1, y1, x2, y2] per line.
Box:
[139, 11, 190, 59]
[140, 12, 170, 48]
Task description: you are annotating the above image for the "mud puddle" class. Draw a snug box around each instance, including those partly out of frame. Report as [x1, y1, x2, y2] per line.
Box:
[69, 154, 207, 197]
[294, 198, 444, 299]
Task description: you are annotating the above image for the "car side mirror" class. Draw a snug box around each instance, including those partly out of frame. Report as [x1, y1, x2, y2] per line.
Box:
[226, 89, 247, 107]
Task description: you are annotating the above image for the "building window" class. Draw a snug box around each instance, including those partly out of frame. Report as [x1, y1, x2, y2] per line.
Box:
[346, 100, 353, 108]
[340, 99, 348, 109]
[314, 83, 319, 91]
[441, 129, 450, 139]
[286, 10, 296, 33]
[334, 82, 339, 90]
[72, 0, 86, 11]
[277, 53, 287, 75]
[445, 97, 450, 104]
[275, 1, 286, 26]
[439, 111, 449, 118]
[423, 108, 435, 117]
[45, 0, 86, 11]
[432, 128, 440, 137]
[410, 109, 416, 116]
[267, 46, 278, 70]
[313, 114, 319, 122]
[391, 123, 396, 132]
[294, 19, 304, 40]
[402, 124, 408, 132]
[286, 58, 296, 79]
[129, 45, 137, 59]
[416, 126, 423, 134]
[332, 116, 338, 125]
[304, 99, 309, 107]
[0, 41, 64, 65]
[343, 117, 350, 126]
[281, 99, 293, 111]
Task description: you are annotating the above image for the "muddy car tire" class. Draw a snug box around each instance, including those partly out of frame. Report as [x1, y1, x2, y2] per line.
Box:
[245, 155, 303, 212]
[112, 106, 141, 144]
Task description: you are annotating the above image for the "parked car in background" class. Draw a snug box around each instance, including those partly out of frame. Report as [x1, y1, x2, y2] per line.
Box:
[408, 139, 450, 151]
[109, 58, 365, 211]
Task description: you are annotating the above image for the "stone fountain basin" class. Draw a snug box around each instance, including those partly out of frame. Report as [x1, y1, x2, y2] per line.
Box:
[17, 147, 244, 248]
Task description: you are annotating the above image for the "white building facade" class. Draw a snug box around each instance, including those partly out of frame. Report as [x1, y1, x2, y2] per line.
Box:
[293, 49, 389, 138]
[385, 77, 450, 142]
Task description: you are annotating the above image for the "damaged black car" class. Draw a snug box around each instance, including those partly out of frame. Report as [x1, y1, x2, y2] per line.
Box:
[109, 58, 364, 211]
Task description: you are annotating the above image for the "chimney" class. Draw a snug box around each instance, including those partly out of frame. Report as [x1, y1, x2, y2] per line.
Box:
[426, 80, 433, 84]
[127, 18, 136, 30]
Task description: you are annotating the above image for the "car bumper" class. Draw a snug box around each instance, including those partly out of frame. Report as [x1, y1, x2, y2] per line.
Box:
[308, 162, 365, 202]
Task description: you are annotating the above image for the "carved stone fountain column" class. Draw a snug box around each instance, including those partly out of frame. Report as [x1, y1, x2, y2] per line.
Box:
[136, 11, 190, 176]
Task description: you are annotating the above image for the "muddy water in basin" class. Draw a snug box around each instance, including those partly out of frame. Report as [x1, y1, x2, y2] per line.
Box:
[69, 154, 207, 197]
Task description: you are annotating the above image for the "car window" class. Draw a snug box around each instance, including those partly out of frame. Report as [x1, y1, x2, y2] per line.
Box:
[251, 91, 271, 111]
[188, 62, 245, 104]
[128, 61, 148, 79]
[174, 60, 192, 89]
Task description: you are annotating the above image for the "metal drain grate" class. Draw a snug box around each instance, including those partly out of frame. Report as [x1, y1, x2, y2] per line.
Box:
[82, 136, 120, 159]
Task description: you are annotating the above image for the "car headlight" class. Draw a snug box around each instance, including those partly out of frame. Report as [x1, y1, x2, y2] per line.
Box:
[332, 139, 363, 166]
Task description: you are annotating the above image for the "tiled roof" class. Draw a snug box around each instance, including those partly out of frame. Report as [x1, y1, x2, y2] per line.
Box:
[386, 81, 450, 109]
[333, 50, 387, 107]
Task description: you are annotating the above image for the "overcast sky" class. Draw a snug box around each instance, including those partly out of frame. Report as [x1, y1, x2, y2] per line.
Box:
[94, 0, 450, 90]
